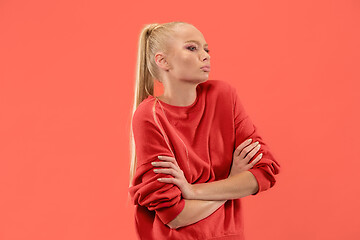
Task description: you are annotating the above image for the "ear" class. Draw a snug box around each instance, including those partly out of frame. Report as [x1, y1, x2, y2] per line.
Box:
[154, 52, 171, 71]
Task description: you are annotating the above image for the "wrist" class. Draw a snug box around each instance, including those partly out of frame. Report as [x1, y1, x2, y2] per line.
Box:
[190, 183, 201, 200]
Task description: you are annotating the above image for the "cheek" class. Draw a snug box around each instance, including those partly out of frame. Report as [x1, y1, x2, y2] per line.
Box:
[181, 55, 198, 67]
[172, 51, 198, 70]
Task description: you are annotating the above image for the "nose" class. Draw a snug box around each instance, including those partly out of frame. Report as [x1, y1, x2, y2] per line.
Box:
[202, 51, 210, 62]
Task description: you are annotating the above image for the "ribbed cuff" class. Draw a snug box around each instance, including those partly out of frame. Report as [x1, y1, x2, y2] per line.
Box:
[155, 198, 186, 225]
[248, 168, 270, 195]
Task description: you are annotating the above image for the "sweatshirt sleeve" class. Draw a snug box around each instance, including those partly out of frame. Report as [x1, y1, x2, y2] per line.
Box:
[231, 86, 281, 195]
[128, 108, 185, 225]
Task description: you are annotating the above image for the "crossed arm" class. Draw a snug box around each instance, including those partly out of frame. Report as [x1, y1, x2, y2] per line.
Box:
[152, 153, 258, 229]
[165, 171, 259, 229]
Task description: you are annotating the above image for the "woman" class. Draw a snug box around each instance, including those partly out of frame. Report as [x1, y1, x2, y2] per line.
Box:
[128, 21, 281, 240]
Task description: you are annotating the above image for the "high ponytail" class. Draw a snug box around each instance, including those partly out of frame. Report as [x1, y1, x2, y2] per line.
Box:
[127, 21, 192, 202]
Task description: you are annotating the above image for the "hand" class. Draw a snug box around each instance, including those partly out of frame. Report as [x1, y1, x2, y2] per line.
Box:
[151, 156, 195, 199]
[229, 138, 263, 178]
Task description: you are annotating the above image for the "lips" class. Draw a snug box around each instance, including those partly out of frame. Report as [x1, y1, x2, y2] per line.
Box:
[201, 66, 211, 72]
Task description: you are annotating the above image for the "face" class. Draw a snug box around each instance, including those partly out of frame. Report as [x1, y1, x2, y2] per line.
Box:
[161, 24, 211, 83]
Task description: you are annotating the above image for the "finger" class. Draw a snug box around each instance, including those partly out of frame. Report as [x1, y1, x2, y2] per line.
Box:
[249, 153, 263, 167]
[158, 156, 180, 168]
[151, 161, 175, 169]
[234, 138, 253, 156]
[153, 168, 181, 178]
[157, 177, 178, 185]
[239, 141, 260, 160]
[244, 143, 261, 162]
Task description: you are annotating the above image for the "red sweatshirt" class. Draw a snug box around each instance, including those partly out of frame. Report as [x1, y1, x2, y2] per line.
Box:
[128, 79, 280, 240]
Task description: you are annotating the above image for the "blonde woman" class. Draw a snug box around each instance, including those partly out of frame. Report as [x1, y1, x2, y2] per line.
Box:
[128, 21, 281, 240]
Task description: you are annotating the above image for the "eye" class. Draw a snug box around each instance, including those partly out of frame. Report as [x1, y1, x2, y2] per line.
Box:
[187, 45, 197, 51]
[187, 45, 210, 54]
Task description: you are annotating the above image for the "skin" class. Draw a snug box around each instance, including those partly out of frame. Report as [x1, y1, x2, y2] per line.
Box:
[154, 24, 211, 107]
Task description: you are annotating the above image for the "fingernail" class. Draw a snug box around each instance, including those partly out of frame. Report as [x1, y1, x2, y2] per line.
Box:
[158, 156, 163, 159]
[151, 162, 157, 165]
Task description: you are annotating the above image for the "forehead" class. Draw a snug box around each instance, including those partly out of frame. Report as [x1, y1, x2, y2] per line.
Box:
[173, 24, 207, 45]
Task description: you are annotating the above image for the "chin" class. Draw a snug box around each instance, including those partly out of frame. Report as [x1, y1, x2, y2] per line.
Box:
[182, 76, 208, 84]
[201, 75, 209, 81]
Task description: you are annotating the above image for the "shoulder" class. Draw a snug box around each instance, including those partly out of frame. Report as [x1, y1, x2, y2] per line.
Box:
[202, 79, 235, 97]
[132, 96, 157, 128]
[202, 79, 234, 92]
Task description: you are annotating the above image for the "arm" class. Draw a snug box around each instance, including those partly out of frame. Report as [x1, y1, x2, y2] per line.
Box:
[186, 84, 280, 201]
[191, 171, 259, 201]
[230, 85, 281, 197]
[166, 171, 257, 229]
[186, 85, 281, 201]
[167, 199, 226, 229]
[153, 156, 259, 202]
[152, 157, 228, 229]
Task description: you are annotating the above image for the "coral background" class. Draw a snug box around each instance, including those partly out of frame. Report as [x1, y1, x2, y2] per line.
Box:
[1, 0, 359, 239]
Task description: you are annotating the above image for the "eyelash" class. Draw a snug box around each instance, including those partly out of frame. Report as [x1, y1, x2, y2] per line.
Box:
[187, 45, 210, 53]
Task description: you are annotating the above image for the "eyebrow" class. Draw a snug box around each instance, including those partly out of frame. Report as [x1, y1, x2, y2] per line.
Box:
[184, 40, 208, 47]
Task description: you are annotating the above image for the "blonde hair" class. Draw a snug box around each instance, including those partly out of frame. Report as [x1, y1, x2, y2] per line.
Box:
[128, 21, 192, 193]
